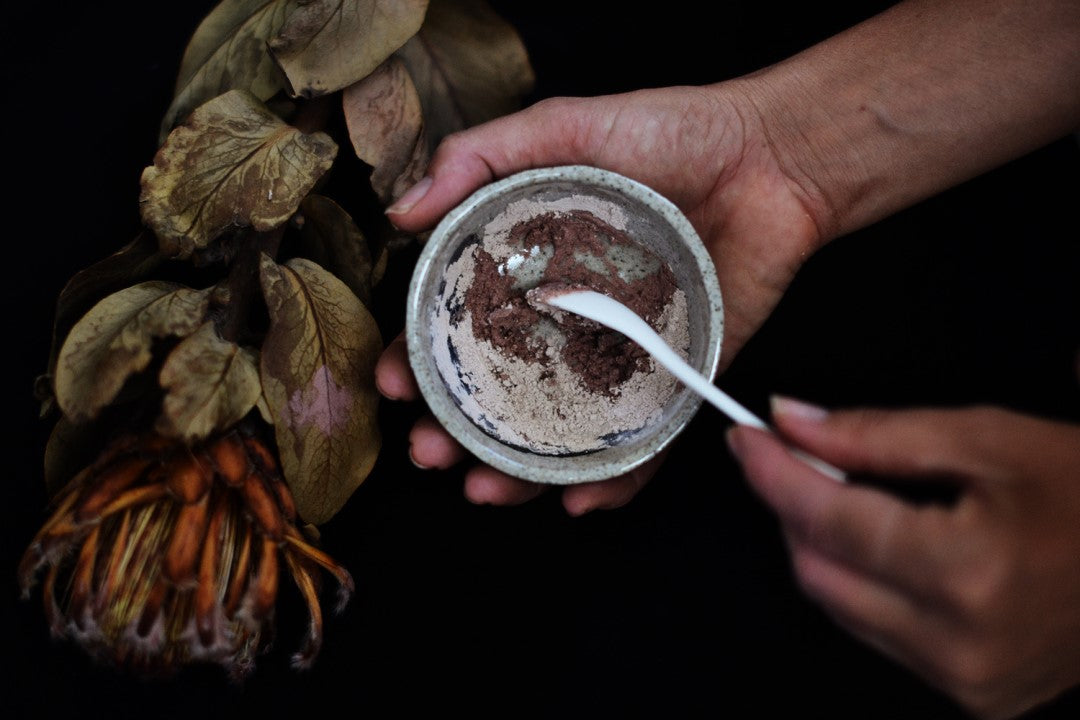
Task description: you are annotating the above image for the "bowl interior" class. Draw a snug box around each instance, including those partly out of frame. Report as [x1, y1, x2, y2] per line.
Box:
[406, 166, 723, 484]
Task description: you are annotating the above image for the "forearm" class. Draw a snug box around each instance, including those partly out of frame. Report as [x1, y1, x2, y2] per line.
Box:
[735, 0, 1080, 244]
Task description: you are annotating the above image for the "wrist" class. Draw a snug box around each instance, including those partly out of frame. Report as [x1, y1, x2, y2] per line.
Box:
[728, 0, 1080, 245]
[725, 72, 854, 251]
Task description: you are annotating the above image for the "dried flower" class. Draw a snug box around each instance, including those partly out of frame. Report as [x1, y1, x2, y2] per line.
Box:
[23, 0, 535, 679]
[19, 430, 353, 679]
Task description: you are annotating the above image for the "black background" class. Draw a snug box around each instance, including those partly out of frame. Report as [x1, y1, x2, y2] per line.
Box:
[3, 2, 1079, 718]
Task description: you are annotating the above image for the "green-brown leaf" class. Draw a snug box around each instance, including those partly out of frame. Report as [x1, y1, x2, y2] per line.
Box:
[141, 89, 337, 259]
[343, 57, 428, 205]
[160, 0, 293, 141]
[43, 416, 101, 497]
[55, 282, 212, 422]
[297, 195, 381, 307]
[396, 0, 534, 151]
[41, 231, 163, 412]
[269, 0, 429, 98]
[158, 321, 262, 441]
[259, 255, 382, 524]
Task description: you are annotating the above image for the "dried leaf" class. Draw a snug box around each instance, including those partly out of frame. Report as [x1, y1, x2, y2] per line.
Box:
[297, 195, 377, 307]
[34, 374, 56, 418]
[55, 282, 212, 422]
[158, 322, 262, 441]
[161, 0, 293, 141]
[41, 231, 164, 412]
[342, 57, 428, 205]
[43, 416, 78, 496]
[141, 90, 337, 259]
[374, 224, 416, 265]
[269, 0, 429, 98]
[371, 237, 390, 287]
[396, 0, 534, 151]
[255, 391, 275, 425]
[43, 416, 103, 497]
[259, 255, 382, 524]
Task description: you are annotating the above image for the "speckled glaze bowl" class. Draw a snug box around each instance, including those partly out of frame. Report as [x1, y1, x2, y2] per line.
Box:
[406, 165, 724, 484]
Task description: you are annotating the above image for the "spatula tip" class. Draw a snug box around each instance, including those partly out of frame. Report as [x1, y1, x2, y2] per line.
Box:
[524, 282, 590, 309]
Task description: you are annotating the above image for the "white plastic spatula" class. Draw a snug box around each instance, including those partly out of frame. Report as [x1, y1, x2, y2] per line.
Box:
[527, 285, 847, 482]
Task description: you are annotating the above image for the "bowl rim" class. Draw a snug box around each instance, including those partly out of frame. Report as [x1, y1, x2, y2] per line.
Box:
[405, 164, 724, 484]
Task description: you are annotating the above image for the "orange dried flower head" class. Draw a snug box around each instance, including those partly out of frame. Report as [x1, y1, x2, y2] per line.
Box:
[19, 430, 353, 678]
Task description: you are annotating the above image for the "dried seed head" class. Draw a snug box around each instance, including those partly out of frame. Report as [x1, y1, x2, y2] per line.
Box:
[20, 431, 352, 679]
[166, 452, 213, 504]
[208, 433, 249, 487]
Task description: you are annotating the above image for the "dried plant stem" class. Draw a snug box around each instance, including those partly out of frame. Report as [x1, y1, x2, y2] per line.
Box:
[293, 95, 336, 135]
[217, 228, 285, 344]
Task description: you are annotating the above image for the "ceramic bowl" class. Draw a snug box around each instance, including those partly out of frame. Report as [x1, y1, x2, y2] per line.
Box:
[405, 165, 723, 484]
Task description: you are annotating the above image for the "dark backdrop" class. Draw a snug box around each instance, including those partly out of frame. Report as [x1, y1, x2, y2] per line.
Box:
[3, 2, 1079, 718]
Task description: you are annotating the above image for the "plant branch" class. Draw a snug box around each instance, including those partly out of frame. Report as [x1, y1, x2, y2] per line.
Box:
[217, 227, 285, 343]
[293, 95, 336, 135]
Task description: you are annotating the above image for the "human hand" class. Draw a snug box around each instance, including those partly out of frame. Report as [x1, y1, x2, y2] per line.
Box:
[377, 85, 829, 513]
[727, 397, 1080, 719]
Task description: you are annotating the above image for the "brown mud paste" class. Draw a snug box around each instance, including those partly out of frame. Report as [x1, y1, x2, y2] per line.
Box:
[432, 196, 690, 456]
[464, 210, 677, 394]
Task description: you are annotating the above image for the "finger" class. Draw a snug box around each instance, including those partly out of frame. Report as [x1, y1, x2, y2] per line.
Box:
[790, 538, 914, 646]
[787, 538, 948, 684]
[770, 396, 990, 480]
[464, 465, 547, 506]
[374, 333, 419, 401]
[385, 98, 595, 231]
[561, 452, 665, 517]
[728, 425, 951, 598]
[408, 415, 467, 470]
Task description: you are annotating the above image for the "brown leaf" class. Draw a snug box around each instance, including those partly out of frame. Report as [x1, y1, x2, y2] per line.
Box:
[160, 0, 293, 141]
[141, 90, 337, 259]
[55, 282, 212, 422]
[258, 256, 382, 524]
[43, 416, 104, 497]
[41, 231, 164, 413]
[297, 195, 378, 307]
[158, 322, 262, 441]
[342, 57, 428, 205]
[269, 0, 429, 98]
[396, 0, 534, 151]
[255, 390, 275, 425]
[371, 237, 390, 288]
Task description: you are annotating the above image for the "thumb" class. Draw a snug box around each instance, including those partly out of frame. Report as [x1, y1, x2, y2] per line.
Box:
[769, 396, 995, 482]
[385, 97, 594, 231]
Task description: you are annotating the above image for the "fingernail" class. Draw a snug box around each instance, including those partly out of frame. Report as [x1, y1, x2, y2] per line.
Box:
[464, 475, 493, 505]
[562, 493, 592, 517]
[465, 489, 489, 506]
[375, 376, 398, 400]
[770, 395, 829, 422]
[566, 504, 591, 518]
[724, 427, 744, 462]
[386, 176, 432, 215]
[408, 446, 430, 470]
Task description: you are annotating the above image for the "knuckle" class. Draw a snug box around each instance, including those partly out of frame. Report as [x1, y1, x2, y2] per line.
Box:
[943, 554, 1012, 626]
[966, 404, 1010, 429]
[407, 420, 429, 446]
[841, 408, 892, 441]
[862, 501, 903, 574]
[937, 640, 1004, 713]
[434, 131, 470, 160]
[788, 493, 842, 554]
[958, 405, 1011, 450]
[896, 408, 980, 475]
[833, 408, 896, 457]
[528, 95, 568, 115]
[526, 97, 579, 135]
[554, 101, 598, 159]
[790, 548, 828, 603]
